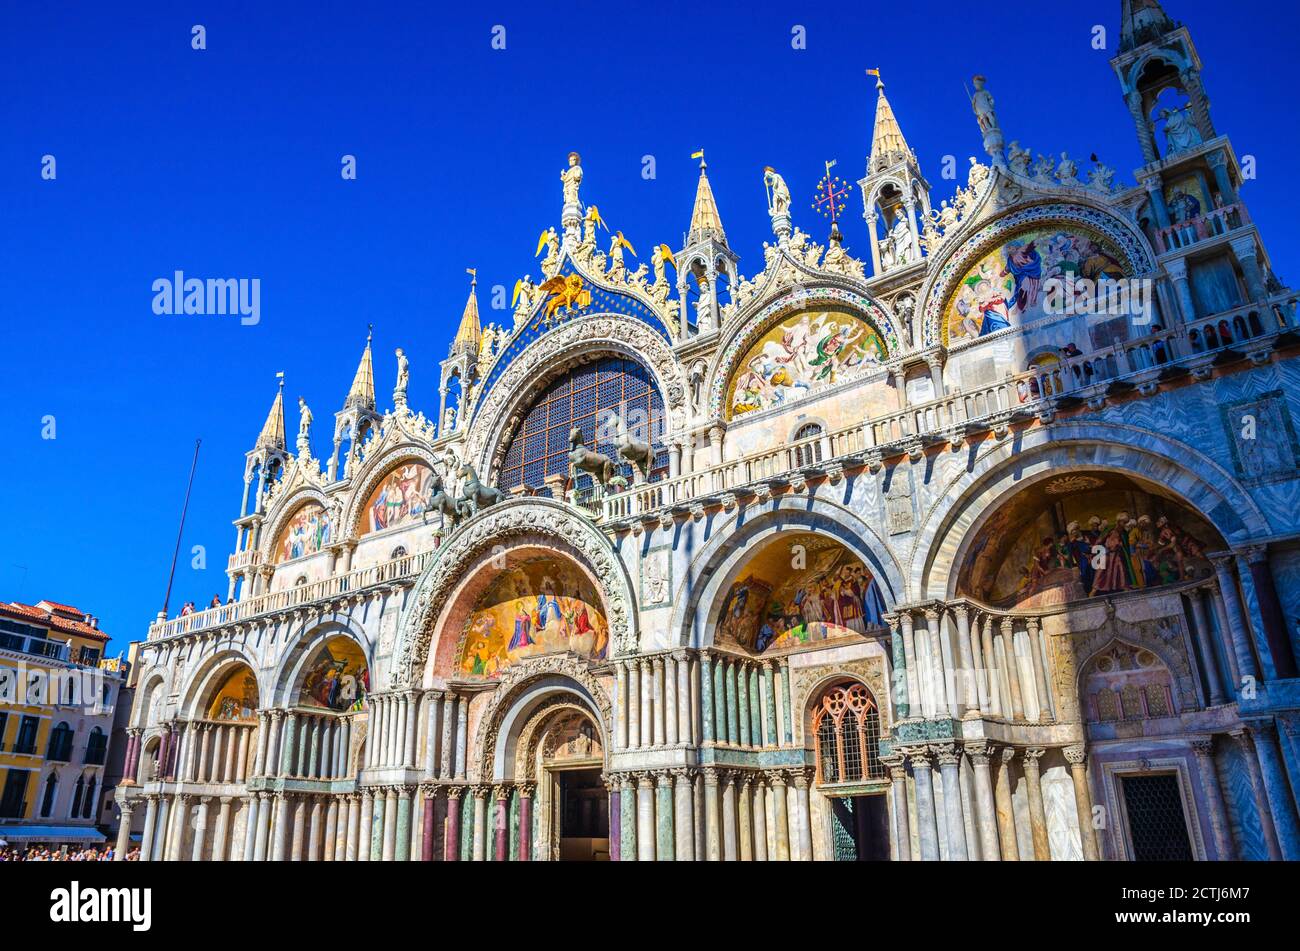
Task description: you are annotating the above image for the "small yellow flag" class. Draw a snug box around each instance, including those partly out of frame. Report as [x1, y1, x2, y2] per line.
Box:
[866, 67, 880, 77]
[691, 150, 705, 159]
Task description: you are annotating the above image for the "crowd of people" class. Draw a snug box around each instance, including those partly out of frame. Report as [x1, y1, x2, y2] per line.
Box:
[0, 845, 139, 861]
[177, 594, 232, 618]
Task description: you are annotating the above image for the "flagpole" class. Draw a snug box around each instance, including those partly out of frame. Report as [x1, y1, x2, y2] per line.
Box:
[162, 438, 201, 619]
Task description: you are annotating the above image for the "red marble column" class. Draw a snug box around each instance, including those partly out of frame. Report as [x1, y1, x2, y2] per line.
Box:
[123, 734, 140, 783]
[493, 788, 509, 862]
[609, 783, 621, 862]
[518, 787, 533, 861]
[444, 789, 462, 862]
[157, 728, 171, 780]
[421, 790, 436, 861]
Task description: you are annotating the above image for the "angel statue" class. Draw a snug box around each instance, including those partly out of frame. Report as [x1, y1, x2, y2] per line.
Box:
[512, 274, 536, 328]
[579, 204, 607, 258]
[1007, 141, 1032, 176]
[608, 231, 636, 282]
[535, 227, 560, 277]
[561, 151, 583, 207]
[651, 243, 675, 287]
[763, 166, 791, 215]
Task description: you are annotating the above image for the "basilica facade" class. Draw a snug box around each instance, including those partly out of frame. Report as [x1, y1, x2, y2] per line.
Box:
[116, 1, 1300, 862]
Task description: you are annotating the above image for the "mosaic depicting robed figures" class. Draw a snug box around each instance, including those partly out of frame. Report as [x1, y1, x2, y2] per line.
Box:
[717, 534, 886, 653]
[459, 558, 609, 678]
[727, 308, 887, 418]
[274, 502, 333, 562]
[960, 474, 1217, 610]
[363, 462, 435, 535]
[945, 226, 1128, 342]
[208, 668, 259, 721]
[299, 636, 369, 712]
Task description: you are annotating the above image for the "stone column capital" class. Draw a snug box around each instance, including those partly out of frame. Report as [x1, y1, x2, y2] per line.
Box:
[517, 782, 537, 798]
[633, 771, 654, 789]
[470, 785, 491, 800]
[1021, 747, 1046, 767]
[932, 744, 961, 767]
[965, 742, 992, 766]
[671, 648, 691, 663]
[1237, 544, 1269, 565]
[491, 784, 510, 802]
[1063, 744, 1087, 766]
[655, 771, 673, 789]
[1190, 738, 1216, 757]
[905, 747, 933, 770]
[445, 786, 464, 802]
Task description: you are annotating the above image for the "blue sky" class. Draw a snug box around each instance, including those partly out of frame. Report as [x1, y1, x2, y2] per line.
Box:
[1, 1, 1295, 653]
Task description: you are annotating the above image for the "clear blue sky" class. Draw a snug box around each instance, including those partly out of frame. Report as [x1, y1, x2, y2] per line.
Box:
[1, 1, 1295, 653]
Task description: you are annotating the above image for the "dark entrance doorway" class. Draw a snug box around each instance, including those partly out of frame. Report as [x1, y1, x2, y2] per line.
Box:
[1121, 773, 1194, 860]
[829, 794, 890, 860]
[556, 767, 609, 861]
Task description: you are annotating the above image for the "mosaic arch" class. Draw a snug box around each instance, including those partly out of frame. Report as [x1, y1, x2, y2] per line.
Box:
[360, 461, 435, 535]
[922, 203, 1155, 348]
[206, 666, 259, 721]
[957, 471, 1222, 611]
[457, 556, 610, 680]
[711, 287, 898, 421]
[715, 532, 886, 654]
[297, 635, 369, 712]
[726, 307, 888, 419]
[272, 500, 332, 563]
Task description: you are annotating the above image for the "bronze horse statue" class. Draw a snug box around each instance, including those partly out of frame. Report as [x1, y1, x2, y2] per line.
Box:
[456, 463, 504, 516]
[427, 473, 461, 528]
[568, 427, 618, 487]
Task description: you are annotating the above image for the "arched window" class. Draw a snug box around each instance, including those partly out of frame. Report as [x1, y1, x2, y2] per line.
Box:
[792, 423, 824, 467]
[47, 722, 73, 762]
[294, 575, 308, 587]
[83, 775, 97, 819]
[812, 682, 884, 784]
[390, 546, 408, 560]
[40, 772, 58, 818]
[70, 775, 84, 818]
[85, 727, 107, 765]
[499, 356, 667, 494]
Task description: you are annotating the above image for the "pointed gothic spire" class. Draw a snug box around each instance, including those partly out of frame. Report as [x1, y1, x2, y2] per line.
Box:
[453, 270, 482, 355]
[1120, 0, 1176, 53]
[344, 327, 376, 411]
[868, 71, 911, 173]
[687, 153, 726, 244]
[255, 377, 286, 451]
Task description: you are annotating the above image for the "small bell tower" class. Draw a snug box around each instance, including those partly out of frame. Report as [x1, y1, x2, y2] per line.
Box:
[858, 70, 930, 277]
[676, 152, 738, 337]
[329, 329, 382, 481]
[439, 271, 482, 435]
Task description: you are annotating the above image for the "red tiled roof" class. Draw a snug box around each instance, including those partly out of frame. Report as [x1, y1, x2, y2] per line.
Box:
[1, 601, 110, 643]
[35, 599, 84, 617]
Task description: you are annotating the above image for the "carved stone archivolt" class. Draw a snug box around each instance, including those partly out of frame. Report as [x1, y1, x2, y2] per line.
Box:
[339, 442, 445, 541]
[257, 483, 333, 564]
[515, 699, 603, 782]
[469, 653, 613, 783]
[462, 314, 687, 479]
[1071, 612, 1200, 716]
[390, 498, 637, 687]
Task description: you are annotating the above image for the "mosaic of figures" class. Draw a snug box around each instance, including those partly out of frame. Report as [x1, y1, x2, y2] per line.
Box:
[717, 534, 886, 654]
[207, 668, 259, 722]
[299, 636, 369, 712]
[727, 308, 887, 419]
[945, 226, 1128, 342]
[961, 474, 1217, 610]
[275, 502, 333, 563]
[459, 558, 609, 678]
[363, 462, 435, 535]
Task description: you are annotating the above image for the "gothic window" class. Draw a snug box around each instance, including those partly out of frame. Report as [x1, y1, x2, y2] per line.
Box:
[40, 772, 57, 818]
[813, 682, 884, 784]
[499, 356, 667, 494]
[85, 727, 107, 766]
[792, 423, 824, 467]
[47, 721, 73, 762]
[82, 775, 97, 819]
[70, 775, 84, 818]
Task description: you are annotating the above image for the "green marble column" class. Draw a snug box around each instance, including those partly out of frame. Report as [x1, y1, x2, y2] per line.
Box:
[620, 781, 636, 860]
[280, 714, 298, 776]
[891, 618, 910, 718]
[460, 794, 474, 861]
[369, 793, 384, 860]
[713, 658, 727, 742]
[655, 775, 674, 861]
[394, 791, 412, 862]
[737, 663, 751, 747]
[700, 653, 715, 744]
[781, 663, 794, 745]
[726, 661, 740, 745]
[748, 667, 763, 747]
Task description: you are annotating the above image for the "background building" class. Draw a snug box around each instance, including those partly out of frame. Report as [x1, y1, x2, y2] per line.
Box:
[120, 1, 1300, 861]
[0, 600, 125, 850]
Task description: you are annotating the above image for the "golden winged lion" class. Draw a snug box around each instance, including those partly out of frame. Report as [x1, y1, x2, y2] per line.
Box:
[537, 274, 591, 321]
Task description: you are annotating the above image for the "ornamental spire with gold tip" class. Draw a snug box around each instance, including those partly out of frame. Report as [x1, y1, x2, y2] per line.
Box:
[255, 375, 287, 451]
[687, 150, 726, 244]
[452, 268, 482, 357]
[344, 326, 376, 411]
[868, 69, 912, 173]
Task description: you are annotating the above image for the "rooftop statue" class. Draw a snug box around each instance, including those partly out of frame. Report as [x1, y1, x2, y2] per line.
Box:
[561, 151, 583, 207]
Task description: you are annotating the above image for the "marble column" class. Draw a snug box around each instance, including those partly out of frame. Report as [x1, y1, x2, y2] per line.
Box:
[1242, 546, 1300, 680]
[966, 744, 999, 861]
[251, 793, 269, 861]
[444, 788, 462, 862]
[907, 749, 941, 861]
[1246, 723, 1300, 860]
[720, 772, 738, 861]
[1062, 745, 1100, 861]
[664, 655, 679, 746]
[1210, 554, 1260, 686]
[281, 713, 299, 777]
[114, 800, 134, 860]
[751, 779, 769, 861]
[421, 788, 437, 861]
[655, 772, 674, 861]
[737, 662, 751, 747]
[628, 659, 642, 748]
[640, 659, 654, 748]
[403, 692, 420, 769]
[1186, 590, 1227, 705]
[737, 775, 754, 861]
[935, 746, 968, 860]
[925, 609, 955, 719]
[138, 795, 158, 862]
[1020, 748, 1051, 861]
[725, 660, 740, 745]
[636, 772, 656, 861]
[703, 769, 723, 861]
[616, 661, 630, 749]
[619, 775, 636, 862]
[791, 770, 813, 861]
[345, 795, 360, 861]
[493, 786, 510, 862]
[291, 796, 309, 861]
[899, 612, 921, 716]
[212, 797, 232, 861]
[981, 617, 1002, 717]
[883, 756, 911, 861]
[455, 699, 469, 780]
[307, 798, 324, 861]
[324, 798, 339, 861]
[395, 786, 413, 862]
[379, 788, 397, 861]
[471, 786, 489, 862]
[993, 748, 1019, 860]
[1190, 739, 1234, 860]
[672, 769, 694, 861]
[271, 794, 291, 861]
[769, 771, 790, 861]
[440, 694, 456, 779]
[953, 606, 977, 712]
[762, 661, 779, 745]
[1026, 619, 1052, 722]
[675, 650, 693, 745]
[518, 784, 534, 861]
[999, 619, 1025, 721]
[653, 657, 667, 747]
[357, 790, 374, 862]
[700, 653, 715, 744]
[606, 778, 620, 862]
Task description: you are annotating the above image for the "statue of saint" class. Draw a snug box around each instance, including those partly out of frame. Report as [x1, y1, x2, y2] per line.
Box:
[297, 397, 312, 440]
[764, 167, 791, 215]
[561, 151, 583, 207]
[394, 348, 409, 402]
[971, 75, 999, 134]
[889, 208, 913, 265]
[1160, 106, 1202, 155]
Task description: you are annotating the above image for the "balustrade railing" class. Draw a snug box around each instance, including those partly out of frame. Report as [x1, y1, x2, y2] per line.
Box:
[1153, 202, 1248, 254]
